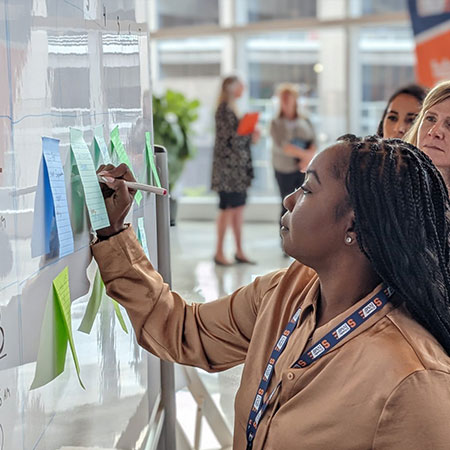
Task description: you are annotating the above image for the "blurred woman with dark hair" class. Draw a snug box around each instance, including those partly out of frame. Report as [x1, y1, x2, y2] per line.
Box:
[211, 76, 260, 265]
[377, 84, 427, 138]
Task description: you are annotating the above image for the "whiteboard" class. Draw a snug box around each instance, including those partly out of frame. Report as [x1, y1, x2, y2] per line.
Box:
[0, 1, 161, 448]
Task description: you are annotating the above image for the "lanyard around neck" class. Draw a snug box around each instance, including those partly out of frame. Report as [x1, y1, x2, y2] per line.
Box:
[246, 285, 394, 449]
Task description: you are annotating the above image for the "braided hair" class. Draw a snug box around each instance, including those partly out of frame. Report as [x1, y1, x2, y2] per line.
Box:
[339, 134, 450, 354]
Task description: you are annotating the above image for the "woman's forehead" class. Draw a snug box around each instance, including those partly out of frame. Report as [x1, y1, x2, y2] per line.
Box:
[310, 143, 350, 179]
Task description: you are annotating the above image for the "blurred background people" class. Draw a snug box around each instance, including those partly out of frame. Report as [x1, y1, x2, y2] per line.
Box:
[377, 84, 427, 138]
[211, 75, 260, 266]
[405, 80, 450, 185]
[270, 83, 316, 227]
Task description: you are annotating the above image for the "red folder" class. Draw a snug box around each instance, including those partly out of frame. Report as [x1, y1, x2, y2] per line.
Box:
[237, 112, 259, 136]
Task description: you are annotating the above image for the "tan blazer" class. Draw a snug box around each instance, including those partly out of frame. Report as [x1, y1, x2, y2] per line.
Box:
[93, 226, 450, 450]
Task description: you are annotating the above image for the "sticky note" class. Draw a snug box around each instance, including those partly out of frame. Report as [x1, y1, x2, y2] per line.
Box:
[93, 125, 111, 167]
[30, 288, 68, 389]
[53, 267, 84, 388]
[79, 269, 128, 335]
[110, 126, 142, 205]
[78, 269, 103, 334]
[31, 137, 74, 258]
[112, 300, 128, 334]
[70, 128, 110, 231]
[145, 132, 161, 188]
[31, 267, 84, 389]
[137, 217, 150, 259]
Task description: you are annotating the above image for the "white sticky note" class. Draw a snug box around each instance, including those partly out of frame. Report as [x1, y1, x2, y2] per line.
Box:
[70, 128, 110, 231]
[93, 125, 111, 166]
[137, 217, 150, 259]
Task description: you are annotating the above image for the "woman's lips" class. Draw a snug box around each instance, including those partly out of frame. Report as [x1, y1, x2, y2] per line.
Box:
[424, 144, 445, 153]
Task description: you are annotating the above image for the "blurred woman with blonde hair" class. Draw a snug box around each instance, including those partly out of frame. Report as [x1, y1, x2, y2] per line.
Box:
[270, 83, 316, 230]
[405, 80, 450, 185]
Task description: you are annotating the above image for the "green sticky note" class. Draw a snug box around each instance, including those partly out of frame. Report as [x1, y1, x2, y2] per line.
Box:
[78, 269, 103, 334]
[30, 288, 68, 390]
[112, 300, 128, 334]
[70, 128, 110, 231]
[93, 125, 111, 167]
[53, 267, 84, 389]
[79, 268, 128, 334]
[31, 267, 84, 390]
[145, 132, 161, 188]
[70, 156, 86, 234]
[110, 126, 142, 205]
[137, 217, 150, 259]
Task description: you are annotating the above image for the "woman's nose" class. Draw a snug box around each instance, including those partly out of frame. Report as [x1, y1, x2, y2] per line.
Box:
[428, 121, 444, 139]
[397, 123, 406, 136]
[283, 189, 299, 212]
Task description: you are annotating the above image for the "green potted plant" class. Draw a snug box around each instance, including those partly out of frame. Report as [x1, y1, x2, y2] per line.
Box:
[152, 89, 200, 225]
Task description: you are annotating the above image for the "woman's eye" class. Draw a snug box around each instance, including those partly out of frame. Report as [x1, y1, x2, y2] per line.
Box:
[300, 185, 311, 194]
[386, 115, 397, 122]
[425, 115, 436, 123]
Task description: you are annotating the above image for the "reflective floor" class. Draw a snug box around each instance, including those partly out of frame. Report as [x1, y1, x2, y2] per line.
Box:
[170, 219, 292, 450]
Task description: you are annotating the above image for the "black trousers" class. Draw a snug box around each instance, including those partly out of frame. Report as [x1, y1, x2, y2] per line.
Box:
[274, 170, 305, 225]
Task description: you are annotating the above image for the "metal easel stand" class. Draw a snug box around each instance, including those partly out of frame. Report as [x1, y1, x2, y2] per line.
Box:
[145, 146, 232, 450]
[182, 366, 233, 450]
[154, 146, 177, 450]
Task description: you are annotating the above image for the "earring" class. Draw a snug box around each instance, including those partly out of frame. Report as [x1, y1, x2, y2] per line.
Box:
[345, 236, 352, 244]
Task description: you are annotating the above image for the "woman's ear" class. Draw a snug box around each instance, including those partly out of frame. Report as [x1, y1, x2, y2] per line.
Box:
[344, 211, 357, 246]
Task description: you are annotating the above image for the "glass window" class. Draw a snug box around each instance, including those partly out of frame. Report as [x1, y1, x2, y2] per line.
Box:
[242, 0, 317, 22]
[349, 0, 407, 16]
[358, 26, 415, 135]
[158, 38, 222, 79]
[156, 0, 219, 28]
[247, 33, 319, 99]
[245, 32, 320, 197]
[154, 37, 225, 197]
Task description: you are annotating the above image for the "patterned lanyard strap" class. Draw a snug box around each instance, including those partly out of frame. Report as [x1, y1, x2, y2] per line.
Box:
[246, 285, 394, 449]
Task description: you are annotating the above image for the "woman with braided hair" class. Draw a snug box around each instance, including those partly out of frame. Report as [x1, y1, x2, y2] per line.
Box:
[93, 135, 450, 449]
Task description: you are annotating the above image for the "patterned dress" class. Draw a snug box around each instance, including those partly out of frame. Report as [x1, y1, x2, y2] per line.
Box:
[211, 102, 253, 193]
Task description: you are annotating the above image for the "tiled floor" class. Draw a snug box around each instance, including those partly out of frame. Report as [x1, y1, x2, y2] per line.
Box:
[170, 219, 292, 449]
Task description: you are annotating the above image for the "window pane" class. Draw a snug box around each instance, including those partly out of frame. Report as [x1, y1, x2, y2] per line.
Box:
[358, 26, 415, 135]
[350, 0, 407, 16]
[245, 32, 319, 197]
[158, 39, 222, 79]
[157, 0, 219, 28]
[243, 0, 317, 22]
[154, 37, 225, 197]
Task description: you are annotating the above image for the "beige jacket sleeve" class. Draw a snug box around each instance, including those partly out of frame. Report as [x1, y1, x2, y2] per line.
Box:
[373, 370, 450, 449]
[91, 226, 282, 372]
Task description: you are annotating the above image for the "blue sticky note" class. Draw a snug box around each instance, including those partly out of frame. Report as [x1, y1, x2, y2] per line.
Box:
[32, 158, 53, 257]
[32, 137, 74, 258]
[137, 217, 150, 259]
